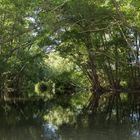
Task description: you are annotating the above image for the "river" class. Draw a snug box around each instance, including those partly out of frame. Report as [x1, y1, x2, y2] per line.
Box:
[0, 109, 140, 140]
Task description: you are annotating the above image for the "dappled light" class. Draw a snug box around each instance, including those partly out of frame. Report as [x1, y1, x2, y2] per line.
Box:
[0, 0, 140, 139]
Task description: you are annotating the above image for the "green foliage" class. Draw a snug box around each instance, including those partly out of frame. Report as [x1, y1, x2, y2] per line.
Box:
[44, 52, 89, 95]
[35, 80, 54, 98]
[43, 106, 76, 126]
[70, 92, 91, 111]
[35, 81, 48, 94]
[120, 81, 128, 88]
[1, 0, 140, 118]
[120, 93, 128, 102]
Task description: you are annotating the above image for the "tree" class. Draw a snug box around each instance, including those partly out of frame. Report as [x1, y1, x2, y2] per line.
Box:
[37, 0, 140, 111]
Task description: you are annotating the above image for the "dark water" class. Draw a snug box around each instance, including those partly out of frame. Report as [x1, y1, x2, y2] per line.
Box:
[1, 115, 140, 140]
[0, 102, 140, 140]
[60, 122, 140, 140]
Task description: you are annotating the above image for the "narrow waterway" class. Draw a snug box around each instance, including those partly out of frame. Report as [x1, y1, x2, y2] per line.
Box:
[0, 103, 140, 140]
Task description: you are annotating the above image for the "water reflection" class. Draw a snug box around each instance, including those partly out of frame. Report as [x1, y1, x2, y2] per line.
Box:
[42, 123, 61, 140]
[0, 122, 42, 140]
[1, 119, 140, 140]
[0, 102, 61, 140]
[0, 118, 61, 140]
[1, 101, 140, 140]
[60, 122, 140, 140]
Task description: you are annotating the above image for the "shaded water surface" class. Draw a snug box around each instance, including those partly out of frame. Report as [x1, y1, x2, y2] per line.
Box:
[0, 102, 140, 140]
[60, 121, 140, 140]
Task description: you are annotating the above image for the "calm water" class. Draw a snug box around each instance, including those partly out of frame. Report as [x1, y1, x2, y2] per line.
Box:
[0, 102, 140, 140]
[60, 122, 140, 140]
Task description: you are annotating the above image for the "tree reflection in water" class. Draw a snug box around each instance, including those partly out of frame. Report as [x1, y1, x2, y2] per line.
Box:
[1, 94, 140, 140]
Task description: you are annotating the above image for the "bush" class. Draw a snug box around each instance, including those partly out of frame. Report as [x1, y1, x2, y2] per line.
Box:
[35, 80, 54, 99]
